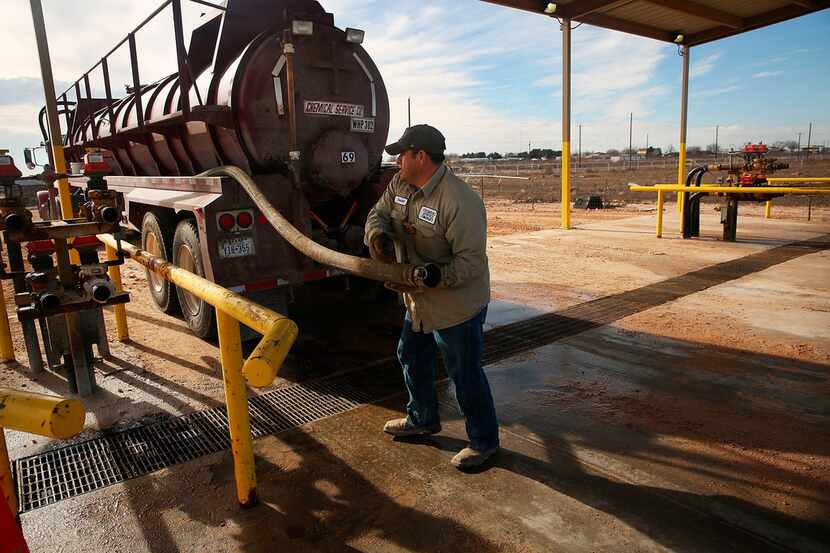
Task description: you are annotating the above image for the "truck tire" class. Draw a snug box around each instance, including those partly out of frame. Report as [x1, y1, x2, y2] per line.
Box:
[141, 211, 179, 314]
[172, 218, 216, 339]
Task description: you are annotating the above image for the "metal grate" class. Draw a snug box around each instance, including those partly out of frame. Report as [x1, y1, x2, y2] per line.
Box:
[15, 376, 369, 512]
[14, 234, 829, 512]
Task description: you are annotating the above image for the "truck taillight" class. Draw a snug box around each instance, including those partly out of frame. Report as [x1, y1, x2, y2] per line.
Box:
[218, 213, 235, 231]
[237, 211, 253, 229]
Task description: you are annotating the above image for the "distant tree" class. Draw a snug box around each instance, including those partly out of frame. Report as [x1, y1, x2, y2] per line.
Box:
[706, 143, 718, 153]
[774, 140, 799, 151]
[460, 152, 487, 159]
[687, 145, 703, 154]
[606, 148, 620, 156]
[487, 152, 502, 160]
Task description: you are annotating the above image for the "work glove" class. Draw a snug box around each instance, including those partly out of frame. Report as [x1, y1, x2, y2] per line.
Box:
[369, 233, 396, 263]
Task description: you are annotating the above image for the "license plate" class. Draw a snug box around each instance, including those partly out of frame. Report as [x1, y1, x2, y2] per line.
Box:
[351, 117, 375, 133]
[341, 151, 356, 164]
[218, 236, 255, 259]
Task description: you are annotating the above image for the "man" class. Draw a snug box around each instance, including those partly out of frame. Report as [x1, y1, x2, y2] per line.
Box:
[364, 124, 499, 469]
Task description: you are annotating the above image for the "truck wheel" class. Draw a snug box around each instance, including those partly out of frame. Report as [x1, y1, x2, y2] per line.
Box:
[172, 218, 216, 339]
[141, 211, 179, 313]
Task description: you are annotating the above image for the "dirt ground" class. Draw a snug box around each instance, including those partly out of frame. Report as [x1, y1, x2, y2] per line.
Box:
[449, 157, 830, 206]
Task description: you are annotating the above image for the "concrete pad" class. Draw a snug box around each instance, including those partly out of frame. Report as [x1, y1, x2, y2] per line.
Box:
[9, 211, 830, 552]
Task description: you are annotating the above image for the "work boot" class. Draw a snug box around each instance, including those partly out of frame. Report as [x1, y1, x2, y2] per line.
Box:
[451, 445, 499, 470]
[383, 418, 441, 437]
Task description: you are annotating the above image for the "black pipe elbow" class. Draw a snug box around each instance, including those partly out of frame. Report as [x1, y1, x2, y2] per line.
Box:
[100, 206, 119, 224]
[40, 293, 61, 311]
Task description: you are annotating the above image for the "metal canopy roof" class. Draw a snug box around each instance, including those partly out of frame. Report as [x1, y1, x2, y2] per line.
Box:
[481, 0, 830, 46]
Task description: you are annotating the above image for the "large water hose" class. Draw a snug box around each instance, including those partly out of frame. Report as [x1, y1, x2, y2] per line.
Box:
[199, 166, 432, 287]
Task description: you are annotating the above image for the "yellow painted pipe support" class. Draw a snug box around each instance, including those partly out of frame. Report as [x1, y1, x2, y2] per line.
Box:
[97, 234, 298, 385]
[656, 190, 664, 238]
[216, 310, 257, 507]
[561, 141, 571, 230]
[677, 143, 686, 213]
[1, 430, 16, 515]
[0, 283, 15, 363]
[106, 245, 130, 342]
[765, 201, 772, 219]
[0, 388, 85, 439]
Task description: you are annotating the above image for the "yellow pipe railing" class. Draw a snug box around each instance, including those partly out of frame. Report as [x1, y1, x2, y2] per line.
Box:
[97, 233, 298, 505]
[0, 283, 14, 363]
[630, 184, 830, 237]
[656, 190, 664, 238]
[767, 177, 830, 184]
[632, 185, 830, 194]
[106, 244, 130, 342]
[0, 389, 85, 516]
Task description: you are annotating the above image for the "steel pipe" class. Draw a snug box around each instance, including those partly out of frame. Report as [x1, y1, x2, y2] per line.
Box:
[0, 389, 85, 439]
[96, 233, 298, 386]
[766, 177, 830, 184]
[561, 18, 572, 230]
[215, 311, 257, 507]
[630, 185, 830, 194]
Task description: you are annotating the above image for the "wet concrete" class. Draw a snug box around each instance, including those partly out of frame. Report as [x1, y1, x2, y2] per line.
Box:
[7, 210, 830, 551]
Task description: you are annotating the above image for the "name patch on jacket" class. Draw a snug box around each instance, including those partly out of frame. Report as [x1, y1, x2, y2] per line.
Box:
[394, 195, 408, 206]
[418, 206, 438, 225]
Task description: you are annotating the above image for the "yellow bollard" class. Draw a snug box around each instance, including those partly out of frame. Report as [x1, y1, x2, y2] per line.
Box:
[656, 190, 664, 238]
[0, 429, 16, 515]
[215, 310, 257, 507]
[0, 283, 15, 363]
[765, 200, 772, 219]
[106, 245, 130, 342]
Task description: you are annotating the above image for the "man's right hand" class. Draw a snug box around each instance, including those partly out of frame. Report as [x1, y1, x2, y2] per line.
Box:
[369, 233, 396, 263]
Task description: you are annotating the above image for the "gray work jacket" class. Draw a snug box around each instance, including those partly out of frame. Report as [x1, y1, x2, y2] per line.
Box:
[365, 164, 490, 332]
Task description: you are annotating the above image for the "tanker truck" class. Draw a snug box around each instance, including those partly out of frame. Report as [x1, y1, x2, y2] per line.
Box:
[39, 0, 398, 338]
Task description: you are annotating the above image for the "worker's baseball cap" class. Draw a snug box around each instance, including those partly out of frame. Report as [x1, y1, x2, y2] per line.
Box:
[385, 124, 446, 156]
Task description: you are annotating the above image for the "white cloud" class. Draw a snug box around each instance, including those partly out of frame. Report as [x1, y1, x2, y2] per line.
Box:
[753, 71, 784, 78]
[690, 51, 723, 78]
[693, 85, 741, 98]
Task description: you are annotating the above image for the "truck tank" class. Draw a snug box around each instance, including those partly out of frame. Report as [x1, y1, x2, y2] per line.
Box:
[67, 0, 390, 205]
[44, 0, 399, 339]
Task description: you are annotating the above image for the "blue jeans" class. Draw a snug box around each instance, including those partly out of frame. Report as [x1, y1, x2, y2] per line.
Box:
[396, 307, 499, 451]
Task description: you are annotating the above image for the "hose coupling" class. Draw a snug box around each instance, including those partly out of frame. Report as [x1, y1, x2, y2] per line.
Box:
[412, 263, 441, 288]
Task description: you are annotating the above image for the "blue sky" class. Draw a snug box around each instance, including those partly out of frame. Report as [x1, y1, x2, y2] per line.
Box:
[1, 0, 828, 170]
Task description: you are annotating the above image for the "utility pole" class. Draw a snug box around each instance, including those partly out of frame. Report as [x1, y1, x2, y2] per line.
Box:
[628, 112, 633, 169]
[715, 125, 719, 159]
[797, 132, 802, 160]
[407, 98, 411, 128]
[806, 121, 812, 160]
[578, 124, 582, 167]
